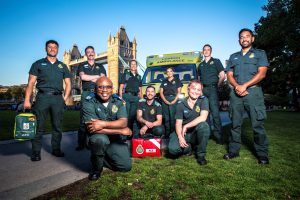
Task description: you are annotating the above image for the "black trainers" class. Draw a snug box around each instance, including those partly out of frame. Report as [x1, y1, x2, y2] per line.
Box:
[197, 157, 208, 165]
[31, 152, 41, 161]
[88, 170, 102, 181]
[223, 152, 239, 160]
[52, 150, 65, 157]
[258, 156, 269, 165]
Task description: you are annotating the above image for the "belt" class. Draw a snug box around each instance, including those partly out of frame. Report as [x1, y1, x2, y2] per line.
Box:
[83, 89, 95, 92]
[248, 85, 260, 89]
[203, 84, 217, 88]
[39, 91, 62, 95]
[125, 91, 138, 96]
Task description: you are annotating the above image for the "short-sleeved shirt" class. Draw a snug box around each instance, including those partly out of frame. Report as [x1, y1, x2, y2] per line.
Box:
[137, 99, 162, 122]
[29, 58, 71, 92]
[198, 58, 224, 85]
[82, 94, 127, 123]
[119, 70, 142, 93]
[226, 48, 269, 84]
[175, 96, 209, 125]
[78, 63, 106, 91]
[160, 77, 183, 96]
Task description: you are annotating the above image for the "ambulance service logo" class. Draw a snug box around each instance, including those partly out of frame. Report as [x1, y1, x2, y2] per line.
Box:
[23, 123, 30, 130]
[136, 144, 144, 154]
[249, 53, 255, 58]
[210, 61, 214, 65]
[112, 105, 118, 113]
[195, 106, 201, 113]
[150, 108, 155, 115]
[58, 64, 63, 69]
[172, 80, 175, 85]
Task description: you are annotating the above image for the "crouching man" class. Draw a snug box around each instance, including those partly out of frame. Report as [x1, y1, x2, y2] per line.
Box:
[168, 80, 210, 165]
[83, 77, 132, 181]
[137, 86, 165, 139]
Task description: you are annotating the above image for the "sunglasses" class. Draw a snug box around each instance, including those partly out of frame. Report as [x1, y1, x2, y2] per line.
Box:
[96, 85, 113, 90]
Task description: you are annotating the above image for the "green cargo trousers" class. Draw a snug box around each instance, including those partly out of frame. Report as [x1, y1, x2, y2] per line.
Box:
[229, 87, 269, 157]
[89, 134, 132, 172]
[32, 93, 65, 152]
[161, 95, 177, 137]
[77, 91, 91, 147]
[168, 122, 210, 157]
[203, 86, 222, 141]
[123, 93, 139, 136]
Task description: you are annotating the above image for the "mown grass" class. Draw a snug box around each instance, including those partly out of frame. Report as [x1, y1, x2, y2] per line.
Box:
[0, 110, 80, 140]
[39, 111, 300, 200]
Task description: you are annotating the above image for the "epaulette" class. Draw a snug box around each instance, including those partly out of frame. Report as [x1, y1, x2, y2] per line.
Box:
[85, 92, 96, 100]
[198, 95, 206, 99]
[111, 93, 126, 104]
[139, 98, 146, 102]
[154, 100, 161, 107]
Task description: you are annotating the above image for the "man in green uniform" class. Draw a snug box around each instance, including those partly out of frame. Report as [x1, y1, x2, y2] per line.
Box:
[83, 77, 132, 180]
[168, 80, 210, 165]
[76, 46, 106, 151]
[160, 67, 182, 138]
[119, 60, 142, 137]
[137, 86, 164, 138]
[24, 40, 71, 161]
[224, 28, 270, 164]
[198, 44, 225, 144]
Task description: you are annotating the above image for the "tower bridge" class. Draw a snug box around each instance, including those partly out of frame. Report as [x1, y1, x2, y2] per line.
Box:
[63, 26, 137, 105]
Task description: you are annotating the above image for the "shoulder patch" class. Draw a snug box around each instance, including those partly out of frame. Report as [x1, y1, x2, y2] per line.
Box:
[85, 93, 96, 100]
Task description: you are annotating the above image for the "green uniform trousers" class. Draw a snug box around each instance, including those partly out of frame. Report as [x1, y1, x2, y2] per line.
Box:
[161, 95, 177, 137]
[168, 122, 210, 157]
[88, 134, 132, 172]
[203, 86, 222, 140]
[32, 93, 65, 152]
[139, 125, 165, 139]
[229, 87, 269, 157]
[77, 91, 90, 147]
[123, 93, 139, 136]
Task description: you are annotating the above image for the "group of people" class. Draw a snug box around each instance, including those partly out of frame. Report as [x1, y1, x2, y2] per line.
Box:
[24, 28, 270, 181]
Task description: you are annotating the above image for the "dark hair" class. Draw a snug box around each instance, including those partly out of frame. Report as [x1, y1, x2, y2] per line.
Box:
[166, 66, 174, 71]
[203, 44, 212, 51]
[146, 85, 155, 91]
[45, 40, 59, 48]
[239, 28, 254, 37]
[130, 59, 137, 65]
[188, 79, 202, 87]
[85, 46, 94, 54]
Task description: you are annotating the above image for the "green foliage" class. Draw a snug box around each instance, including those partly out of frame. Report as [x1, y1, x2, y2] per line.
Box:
[254, 0, 300, 96]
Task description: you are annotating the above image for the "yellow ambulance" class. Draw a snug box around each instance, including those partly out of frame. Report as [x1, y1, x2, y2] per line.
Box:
[141, 51, 202, 98]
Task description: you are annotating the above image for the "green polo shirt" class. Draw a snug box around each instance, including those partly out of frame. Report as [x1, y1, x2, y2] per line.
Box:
[78, 63, 106, 91]
[226, 47, 269, 84]
[198, 57, 224, 85]
[137, 99, 162, 122]
[160, 77, 183, 96]
[175, 96, 209, 125]
[29, 58, 71, 92]
[119, 70, 142, 93]
[82, 94, 127, 123]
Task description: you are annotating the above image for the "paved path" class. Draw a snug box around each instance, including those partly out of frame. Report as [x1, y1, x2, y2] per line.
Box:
[0, 112, 231, 200]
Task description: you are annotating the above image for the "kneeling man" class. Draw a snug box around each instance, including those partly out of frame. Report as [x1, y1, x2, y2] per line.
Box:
[137, 86, 165, 138]
[83, 77, 132, 180]
[168, 80, 210, 165]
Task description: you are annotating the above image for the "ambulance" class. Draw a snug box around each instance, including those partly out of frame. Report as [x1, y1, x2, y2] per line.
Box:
[141, 51, 202, 98]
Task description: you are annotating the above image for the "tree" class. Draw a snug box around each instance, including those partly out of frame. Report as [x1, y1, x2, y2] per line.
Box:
[254, 0, 300, 99]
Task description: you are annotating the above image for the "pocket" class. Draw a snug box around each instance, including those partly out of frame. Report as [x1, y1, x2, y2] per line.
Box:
[255, 105, 267, 120]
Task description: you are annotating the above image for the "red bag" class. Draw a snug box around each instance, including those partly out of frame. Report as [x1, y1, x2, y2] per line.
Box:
[132, 138, 161, 157]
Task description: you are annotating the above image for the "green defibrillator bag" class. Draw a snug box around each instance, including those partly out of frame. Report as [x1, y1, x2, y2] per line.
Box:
[14, 113, 36, 140]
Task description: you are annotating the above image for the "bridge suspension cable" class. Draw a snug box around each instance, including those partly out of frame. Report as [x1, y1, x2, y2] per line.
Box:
[118, 55, 146, 74]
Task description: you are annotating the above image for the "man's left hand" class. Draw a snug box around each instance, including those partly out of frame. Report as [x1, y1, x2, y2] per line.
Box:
[86, 119, 105, 133]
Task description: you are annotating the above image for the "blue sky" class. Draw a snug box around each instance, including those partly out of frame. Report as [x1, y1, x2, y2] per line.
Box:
[0, 0, 267, 86]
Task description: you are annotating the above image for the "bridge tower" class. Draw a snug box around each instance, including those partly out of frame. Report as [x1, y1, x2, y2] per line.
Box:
[107, 26, 137, 93]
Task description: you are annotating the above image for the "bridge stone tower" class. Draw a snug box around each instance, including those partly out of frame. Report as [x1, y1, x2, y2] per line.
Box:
[108, 26, 137, 93]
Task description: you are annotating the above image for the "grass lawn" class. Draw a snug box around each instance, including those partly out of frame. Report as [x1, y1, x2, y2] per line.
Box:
[0, 110, 80, 140]
[35, 111, 300, 200]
